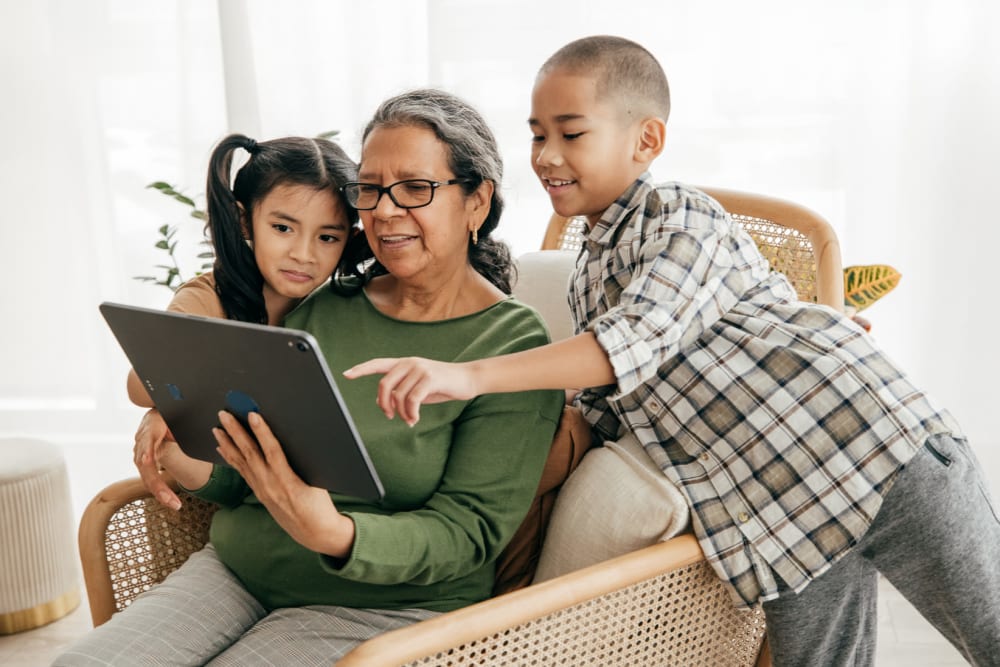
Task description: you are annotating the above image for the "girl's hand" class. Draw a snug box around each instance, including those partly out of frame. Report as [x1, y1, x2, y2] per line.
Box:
[133, 409, 196, 510]
[213, 410, 356, 558]
[344, 357, 477, 426]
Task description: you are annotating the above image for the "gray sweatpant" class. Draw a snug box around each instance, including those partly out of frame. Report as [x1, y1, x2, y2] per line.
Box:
[762, 434, 1000, 666]
[53, 543, 439, 666]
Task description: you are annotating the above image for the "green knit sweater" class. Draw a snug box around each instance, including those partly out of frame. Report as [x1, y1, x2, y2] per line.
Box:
[189, 284, 563, 612]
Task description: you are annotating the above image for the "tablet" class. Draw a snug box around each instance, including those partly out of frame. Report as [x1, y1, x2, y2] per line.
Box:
[100, 302, 384, 500]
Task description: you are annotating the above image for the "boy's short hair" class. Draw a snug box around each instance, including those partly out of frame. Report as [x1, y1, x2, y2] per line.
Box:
[539, 35, 670, 124]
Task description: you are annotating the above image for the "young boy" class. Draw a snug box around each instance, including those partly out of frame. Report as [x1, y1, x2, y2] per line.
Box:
[346, 36, 1000, 664]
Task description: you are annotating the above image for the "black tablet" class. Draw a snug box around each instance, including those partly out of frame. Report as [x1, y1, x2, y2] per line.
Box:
[100, 302, 384, 500]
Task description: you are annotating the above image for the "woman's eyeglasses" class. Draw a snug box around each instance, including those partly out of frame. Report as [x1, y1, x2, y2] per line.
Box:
[341, 179, 472, 211]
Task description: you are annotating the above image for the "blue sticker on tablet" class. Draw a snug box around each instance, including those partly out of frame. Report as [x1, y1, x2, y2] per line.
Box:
[225, 390, 260, 425]
[166, 383, 183, 400]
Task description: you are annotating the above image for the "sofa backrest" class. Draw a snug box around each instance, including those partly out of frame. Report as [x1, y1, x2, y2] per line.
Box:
[512, 251, 578, 342]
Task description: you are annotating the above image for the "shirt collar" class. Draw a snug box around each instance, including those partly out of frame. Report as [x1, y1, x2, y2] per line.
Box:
[586, 172, 657, 248]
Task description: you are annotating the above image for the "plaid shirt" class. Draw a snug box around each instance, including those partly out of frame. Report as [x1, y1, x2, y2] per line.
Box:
[570, 174, 961, 606]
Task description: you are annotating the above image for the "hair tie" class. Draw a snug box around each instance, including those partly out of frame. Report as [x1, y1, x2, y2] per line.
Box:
[244, 138, 258, 155]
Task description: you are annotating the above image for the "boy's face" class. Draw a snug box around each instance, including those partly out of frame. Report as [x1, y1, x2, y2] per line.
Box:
[529, 68, 646, 226]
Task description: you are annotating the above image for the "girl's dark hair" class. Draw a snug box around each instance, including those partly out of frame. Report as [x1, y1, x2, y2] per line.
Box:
[341, 88, 515, 293]
[205, 134, 358, 323]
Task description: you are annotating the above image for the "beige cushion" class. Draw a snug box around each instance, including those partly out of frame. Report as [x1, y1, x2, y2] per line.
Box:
[532, 432, 690, 583]
[513, 251, 577, 342]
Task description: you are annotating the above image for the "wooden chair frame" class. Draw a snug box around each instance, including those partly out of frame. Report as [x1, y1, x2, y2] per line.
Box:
[542, 186, 844, 312]
[77, 186, 845, 666]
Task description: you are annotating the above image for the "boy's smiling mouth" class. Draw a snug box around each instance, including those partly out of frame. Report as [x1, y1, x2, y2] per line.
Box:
[542, 177, 576, 192]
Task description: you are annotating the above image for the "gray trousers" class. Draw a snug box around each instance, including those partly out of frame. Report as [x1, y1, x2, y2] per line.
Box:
[762, 435, 1000, 667]
[53, 544, 438, 666]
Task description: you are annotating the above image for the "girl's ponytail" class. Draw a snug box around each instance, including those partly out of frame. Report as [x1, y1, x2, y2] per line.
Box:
[205, 134, 267, 323]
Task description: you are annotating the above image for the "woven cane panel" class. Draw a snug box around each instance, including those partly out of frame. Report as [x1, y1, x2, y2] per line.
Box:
[557, 213, 818, 303]
[735, 215, 817, 303]
[104, 495, 216, 612]
[556, 217, 587, 252]
[403, 560, 765, 667]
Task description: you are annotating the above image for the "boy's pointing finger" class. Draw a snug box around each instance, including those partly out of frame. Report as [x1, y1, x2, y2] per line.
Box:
[343, 358, 397, 379]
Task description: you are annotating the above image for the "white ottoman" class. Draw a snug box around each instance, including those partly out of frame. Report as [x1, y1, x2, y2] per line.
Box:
[0, 438, 80, 634]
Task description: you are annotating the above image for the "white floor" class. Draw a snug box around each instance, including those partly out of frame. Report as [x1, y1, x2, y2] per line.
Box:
[0, 437, 972, 666]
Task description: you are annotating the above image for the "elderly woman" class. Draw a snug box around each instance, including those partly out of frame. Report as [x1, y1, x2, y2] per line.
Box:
[56, 90, 563, 666]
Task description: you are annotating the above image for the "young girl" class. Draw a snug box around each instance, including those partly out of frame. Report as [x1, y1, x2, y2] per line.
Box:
[129, 133, 358, 509]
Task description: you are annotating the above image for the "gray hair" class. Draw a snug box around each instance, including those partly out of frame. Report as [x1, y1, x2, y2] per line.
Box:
[359, 88, 514, 292]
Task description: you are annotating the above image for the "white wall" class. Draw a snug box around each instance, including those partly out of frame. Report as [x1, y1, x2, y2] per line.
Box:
[2, 0, 997, 502]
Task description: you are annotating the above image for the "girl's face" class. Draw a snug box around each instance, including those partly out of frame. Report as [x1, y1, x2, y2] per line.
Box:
[356, 125, 490, 286]
[249, 182, 350, 301]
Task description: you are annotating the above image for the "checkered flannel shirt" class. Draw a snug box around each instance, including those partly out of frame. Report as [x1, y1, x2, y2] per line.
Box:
[570, 174, 961, 606]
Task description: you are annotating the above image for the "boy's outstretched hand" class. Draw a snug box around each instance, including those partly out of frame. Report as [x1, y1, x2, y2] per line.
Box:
[344, 357, 478, 426]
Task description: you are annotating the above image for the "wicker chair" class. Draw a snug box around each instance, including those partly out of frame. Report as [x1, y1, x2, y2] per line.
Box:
[541, 186, 844, 310]
[78, 187, 842, 666]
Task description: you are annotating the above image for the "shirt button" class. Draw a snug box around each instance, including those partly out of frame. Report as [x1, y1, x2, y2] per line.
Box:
[738, 512, 750, 523]
[648, 401, 660, 412]
[700, 452, 710, 462]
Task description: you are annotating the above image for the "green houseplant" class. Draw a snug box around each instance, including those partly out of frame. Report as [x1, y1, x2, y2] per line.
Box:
[133, 182, 212, 291]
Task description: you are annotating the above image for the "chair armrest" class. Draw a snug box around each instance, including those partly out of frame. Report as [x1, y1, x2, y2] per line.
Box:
[78, 475, 215, 627]
[78, 477, 161, 626]
[337, 534, 767, 666]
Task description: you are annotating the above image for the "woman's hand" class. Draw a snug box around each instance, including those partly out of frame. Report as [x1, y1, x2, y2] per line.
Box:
[133, 409, 211, 510]
[344, 357, 478, 426]
[213, 410, 356, 559]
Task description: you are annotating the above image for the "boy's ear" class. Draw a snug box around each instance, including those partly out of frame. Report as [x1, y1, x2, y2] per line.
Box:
[634, 117, 667, 163]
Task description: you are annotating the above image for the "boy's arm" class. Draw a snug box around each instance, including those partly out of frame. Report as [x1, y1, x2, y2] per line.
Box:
[345, 332, 615, 426]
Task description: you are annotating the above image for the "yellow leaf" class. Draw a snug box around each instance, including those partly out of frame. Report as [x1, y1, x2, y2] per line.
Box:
[843, 264, 901, 312]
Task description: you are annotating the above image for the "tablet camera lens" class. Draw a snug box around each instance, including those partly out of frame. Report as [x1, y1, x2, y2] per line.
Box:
[296, 341, 309, 352]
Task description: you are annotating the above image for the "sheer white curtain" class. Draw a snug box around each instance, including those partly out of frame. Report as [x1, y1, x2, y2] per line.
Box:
[2, 0, 997, 497]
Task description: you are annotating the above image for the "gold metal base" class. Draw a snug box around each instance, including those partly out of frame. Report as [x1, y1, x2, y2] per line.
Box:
[0, 588, 80, 635]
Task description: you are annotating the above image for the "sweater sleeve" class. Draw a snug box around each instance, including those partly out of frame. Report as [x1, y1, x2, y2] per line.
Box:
[183, 464, 250, 508]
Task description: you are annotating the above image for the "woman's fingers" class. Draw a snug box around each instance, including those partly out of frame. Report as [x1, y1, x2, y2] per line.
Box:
[215, 411, 298, 483]
[245, 411, 293, 471]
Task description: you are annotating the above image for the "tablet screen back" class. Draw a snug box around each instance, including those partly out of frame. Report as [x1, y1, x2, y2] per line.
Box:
[100, 302, 384, 500]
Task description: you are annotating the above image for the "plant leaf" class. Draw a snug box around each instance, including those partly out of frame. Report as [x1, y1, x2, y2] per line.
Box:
[190, 210, 207, 220]
[155, 240, 169, 250]
[843, 264, 902, 312]
[147, 181, 172, 191]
